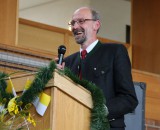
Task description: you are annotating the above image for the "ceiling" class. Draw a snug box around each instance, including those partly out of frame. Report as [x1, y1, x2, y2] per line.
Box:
[19, 0, 57, 10]
[19, 0, 130, 10]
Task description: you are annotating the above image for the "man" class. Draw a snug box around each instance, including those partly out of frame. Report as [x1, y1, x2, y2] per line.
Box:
[58, 7, 138, 130]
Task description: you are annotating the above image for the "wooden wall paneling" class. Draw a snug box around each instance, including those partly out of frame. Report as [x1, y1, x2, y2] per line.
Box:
[146, 97, 160, 121]
[132, 0, 160, 74]
[132, 69, 160, 121]
[18, 24, 64, 53]
[68, 35, 80, 55]
[19, 18, 72, 56]
[64, 33, 70, 56]
[0, 0, 18, 45]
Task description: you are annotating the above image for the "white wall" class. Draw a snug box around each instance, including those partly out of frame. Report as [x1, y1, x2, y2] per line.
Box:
[91, 0, 131, 42]
[19, 0, 131, 42]
[19, 0, 90, 29]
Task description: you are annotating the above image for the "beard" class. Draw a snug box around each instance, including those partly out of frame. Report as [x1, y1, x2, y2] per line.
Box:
[72, 28, 86, 44]
[75, 35, 86, 44]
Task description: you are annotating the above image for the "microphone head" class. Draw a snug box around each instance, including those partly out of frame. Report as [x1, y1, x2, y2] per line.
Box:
[58, 45, 66, 55]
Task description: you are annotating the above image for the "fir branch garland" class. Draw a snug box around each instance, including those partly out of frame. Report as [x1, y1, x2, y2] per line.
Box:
[0, 60, 110, 130]
[17, 60, 56, 104]
[0, 72, 14, 104]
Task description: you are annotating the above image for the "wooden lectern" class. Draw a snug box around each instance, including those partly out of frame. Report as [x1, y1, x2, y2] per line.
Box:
[11, 70, 93, 130]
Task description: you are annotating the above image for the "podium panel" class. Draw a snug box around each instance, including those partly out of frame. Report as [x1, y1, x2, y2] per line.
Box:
[51, 87, 90, 130]
[10, 71, 92, 130]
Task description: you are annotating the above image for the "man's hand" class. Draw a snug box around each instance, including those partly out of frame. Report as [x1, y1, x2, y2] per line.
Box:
[55, 57, 65, 70]
[57, 62, 65, 70]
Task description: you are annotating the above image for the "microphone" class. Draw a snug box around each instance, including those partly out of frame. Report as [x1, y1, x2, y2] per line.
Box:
[58, 45, 66, 65]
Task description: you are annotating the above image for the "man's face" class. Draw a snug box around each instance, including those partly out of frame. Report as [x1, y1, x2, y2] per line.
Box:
[70, 8, 97, 45]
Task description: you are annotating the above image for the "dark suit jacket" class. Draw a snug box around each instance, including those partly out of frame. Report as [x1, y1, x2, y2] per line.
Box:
[64, 41, 138, 128]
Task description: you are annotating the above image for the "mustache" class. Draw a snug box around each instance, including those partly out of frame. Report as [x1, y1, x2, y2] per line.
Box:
[72, 28, 85, 35]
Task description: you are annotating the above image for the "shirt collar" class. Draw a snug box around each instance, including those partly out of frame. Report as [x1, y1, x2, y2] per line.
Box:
[80, 39, 98, 53]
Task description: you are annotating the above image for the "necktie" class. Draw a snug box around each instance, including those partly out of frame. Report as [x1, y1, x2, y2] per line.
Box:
[79, 50, 87, 79]
[81, 50, 87, 59]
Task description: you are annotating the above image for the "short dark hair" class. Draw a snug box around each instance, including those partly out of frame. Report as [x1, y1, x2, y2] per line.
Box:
[91, 9, 100, 21]
[90, 8, 101, 33]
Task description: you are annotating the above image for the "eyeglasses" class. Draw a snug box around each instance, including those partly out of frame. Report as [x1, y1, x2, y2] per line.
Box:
[68, 19, 96, 26]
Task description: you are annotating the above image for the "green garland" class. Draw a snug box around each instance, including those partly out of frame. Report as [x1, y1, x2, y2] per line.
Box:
[0, 60, 110, 130]
[0, 72, 14, 105]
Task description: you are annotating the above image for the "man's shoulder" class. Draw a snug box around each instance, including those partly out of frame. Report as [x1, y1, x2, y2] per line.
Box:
[96, 42, 128, 57]
[98, 42, 125, 50]
[100, 42, 125, 48]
